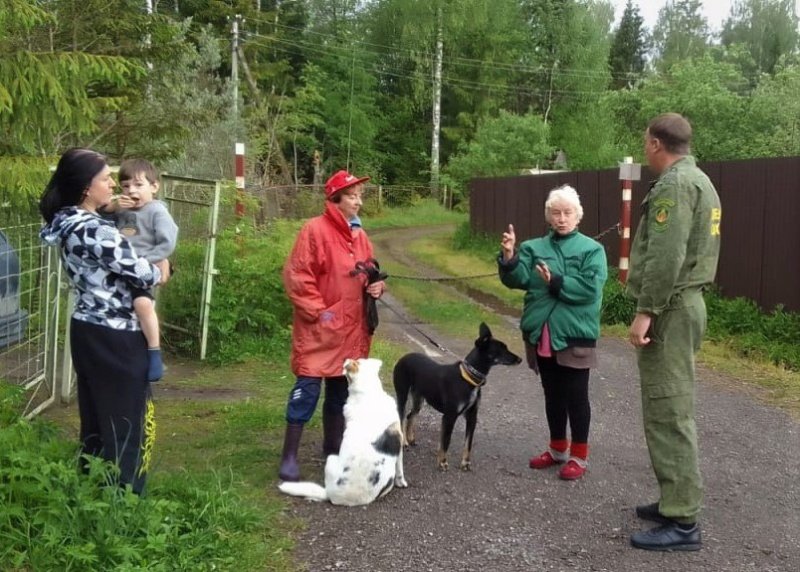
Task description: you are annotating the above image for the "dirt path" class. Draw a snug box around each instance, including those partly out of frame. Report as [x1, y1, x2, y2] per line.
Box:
[284, 225, 800, 572]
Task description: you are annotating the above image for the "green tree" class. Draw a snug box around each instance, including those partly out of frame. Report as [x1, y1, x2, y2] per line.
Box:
[748, 63, 800, 156]
[0, 0, 143, 206]
[365, 0, 529, 186]
[721, 0, 799, 76]
[516, 0, 614, 121]
[445, 110, 552, 194]
[0, 0, 143, 157]
[651, 0, 710, 72]
[608, 0, 649, 89]
[607, 55, 750, 161]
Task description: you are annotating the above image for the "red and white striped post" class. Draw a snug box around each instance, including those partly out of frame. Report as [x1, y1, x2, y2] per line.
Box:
[235, 142, 245, 218]
[618, 156, 640, 284]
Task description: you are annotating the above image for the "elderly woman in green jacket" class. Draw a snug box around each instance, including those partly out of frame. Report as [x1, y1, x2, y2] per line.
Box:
[498, 185, 607, 480]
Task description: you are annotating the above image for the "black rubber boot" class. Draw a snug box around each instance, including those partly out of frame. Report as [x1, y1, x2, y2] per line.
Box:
[322, 411, 345, 457]
[278, 423, 304, 482]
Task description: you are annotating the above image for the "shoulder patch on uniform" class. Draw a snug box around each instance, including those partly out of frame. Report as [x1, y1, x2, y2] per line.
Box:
[651, 198, 675, 232]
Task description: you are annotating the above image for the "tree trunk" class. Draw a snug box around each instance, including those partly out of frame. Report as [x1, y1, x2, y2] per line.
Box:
[430, 5, 443, 194]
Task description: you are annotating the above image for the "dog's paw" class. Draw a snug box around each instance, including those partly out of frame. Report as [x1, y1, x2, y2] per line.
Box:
[460, 460, 472, 472]
[438, 460, 449, 472]
[395, 476, 408, 488]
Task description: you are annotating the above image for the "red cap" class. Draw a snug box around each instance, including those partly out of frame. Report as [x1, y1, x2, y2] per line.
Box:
[324, 170, 370, 199]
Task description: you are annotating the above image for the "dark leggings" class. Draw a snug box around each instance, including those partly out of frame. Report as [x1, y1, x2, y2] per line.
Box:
[70, 319, 152, 494]
[536, 355, 591, 443]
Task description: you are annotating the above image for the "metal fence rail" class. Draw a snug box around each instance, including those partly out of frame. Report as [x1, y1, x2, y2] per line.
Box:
[0, 221, 63, 418]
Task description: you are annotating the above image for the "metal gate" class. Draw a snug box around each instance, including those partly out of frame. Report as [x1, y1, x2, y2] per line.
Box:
[158, 174, 221, 360]
[0, 221, 65, 418]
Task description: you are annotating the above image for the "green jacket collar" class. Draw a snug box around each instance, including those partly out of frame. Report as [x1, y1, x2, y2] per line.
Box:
[549, 228, 579, 241]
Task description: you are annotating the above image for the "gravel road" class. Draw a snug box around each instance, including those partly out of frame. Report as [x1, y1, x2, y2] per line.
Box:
[281, 226, 800, 572]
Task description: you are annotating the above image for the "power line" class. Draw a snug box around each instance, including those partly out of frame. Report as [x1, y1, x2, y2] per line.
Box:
[243, 17, 645, 82]
[245, 37, 619, 98]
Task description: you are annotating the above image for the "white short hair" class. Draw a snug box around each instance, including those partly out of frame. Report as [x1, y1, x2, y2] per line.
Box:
[544, 184, 583, 222]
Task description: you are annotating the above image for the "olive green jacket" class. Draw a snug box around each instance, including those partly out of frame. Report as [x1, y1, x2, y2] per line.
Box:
[627, 156, 722, 315]
[499, 229, 607, 350]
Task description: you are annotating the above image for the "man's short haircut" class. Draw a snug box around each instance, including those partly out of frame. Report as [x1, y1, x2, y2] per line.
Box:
[647, 113, 692, 155]
[119, 158, 159, 184]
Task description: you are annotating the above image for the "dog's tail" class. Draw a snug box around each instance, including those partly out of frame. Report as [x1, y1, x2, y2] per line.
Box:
[278, 481, 328, 501]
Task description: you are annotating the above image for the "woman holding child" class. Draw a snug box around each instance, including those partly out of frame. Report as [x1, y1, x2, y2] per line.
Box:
[498, 185, 607, 481]
[39, 148, 164, 494]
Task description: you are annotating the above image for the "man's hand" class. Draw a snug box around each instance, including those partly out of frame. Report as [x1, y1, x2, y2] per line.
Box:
[501, 224, 516, 261]
[629, 312, 653, 347]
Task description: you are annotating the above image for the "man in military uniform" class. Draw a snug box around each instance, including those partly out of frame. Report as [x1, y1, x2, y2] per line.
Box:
[627, 113, 722, 551]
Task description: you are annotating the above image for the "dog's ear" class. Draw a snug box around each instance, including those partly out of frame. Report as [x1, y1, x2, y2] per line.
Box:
[479, 322, 491, 340]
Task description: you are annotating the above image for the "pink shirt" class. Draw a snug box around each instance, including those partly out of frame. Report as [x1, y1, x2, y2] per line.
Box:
[537, 323, 553, 358]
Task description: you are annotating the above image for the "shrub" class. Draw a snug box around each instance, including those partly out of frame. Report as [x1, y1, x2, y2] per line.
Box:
[601, 268, 635, 325]
[159, 221, 297, 363]
[0, 398, 263, 571]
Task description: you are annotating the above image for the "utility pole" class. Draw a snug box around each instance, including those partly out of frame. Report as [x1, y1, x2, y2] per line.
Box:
[144, 0, 154, 97]
[231, 14, 242, 118]
[430, 4, 443, 194]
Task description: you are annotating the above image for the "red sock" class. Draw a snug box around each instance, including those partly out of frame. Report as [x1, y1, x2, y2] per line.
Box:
[571, 442, 589, 460]
[550, 439, 569, 453]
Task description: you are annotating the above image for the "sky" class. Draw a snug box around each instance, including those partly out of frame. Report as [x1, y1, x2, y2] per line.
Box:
[612, 0, 800, 33]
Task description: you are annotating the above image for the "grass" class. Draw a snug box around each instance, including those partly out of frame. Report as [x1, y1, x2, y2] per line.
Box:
[379, 229, 517, 341]
[366, 198, 466, 229]
[5, 361, 301, 572]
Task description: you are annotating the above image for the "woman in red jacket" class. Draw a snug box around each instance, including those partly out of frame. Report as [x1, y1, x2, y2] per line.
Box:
[278, 170, 386, 482]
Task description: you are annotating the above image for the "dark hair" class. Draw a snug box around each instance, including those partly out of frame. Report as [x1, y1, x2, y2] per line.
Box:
[39, 148, 107, 223]
[647, 113, 692, 155]
[119, 158, 159, 185]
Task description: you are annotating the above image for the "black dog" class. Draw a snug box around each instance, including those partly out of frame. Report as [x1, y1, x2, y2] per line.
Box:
[393, 322, 521, 471]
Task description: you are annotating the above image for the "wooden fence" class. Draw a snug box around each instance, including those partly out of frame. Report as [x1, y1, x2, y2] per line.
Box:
[470, 156, 800, 312]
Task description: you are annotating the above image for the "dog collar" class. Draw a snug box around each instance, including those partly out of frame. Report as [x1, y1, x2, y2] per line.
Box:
[459, 361, 486, 387]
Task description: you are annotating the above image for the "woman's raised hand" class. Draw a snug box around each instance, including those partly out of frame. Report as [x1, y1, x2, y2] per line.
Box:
[501, 224, 516, 261]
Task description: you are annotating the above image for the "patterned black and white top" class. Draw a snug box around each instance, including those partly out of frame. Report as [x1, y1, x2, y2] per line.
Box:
[40, 207, 161, 331]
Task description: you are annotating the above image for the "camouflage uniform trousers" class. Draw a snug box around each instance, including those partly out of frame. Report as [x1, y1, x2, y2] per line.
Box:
[637, 289, 706, 524]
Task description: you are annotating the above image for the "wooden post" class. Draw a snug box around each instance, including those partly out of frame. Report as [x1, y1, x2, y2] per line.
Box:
[618, 156, 640, 284]
[235, 142, 245, 218]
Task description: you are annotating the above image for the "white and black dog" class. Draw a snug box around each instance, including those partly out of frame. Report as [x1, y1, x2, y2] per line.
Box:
[278, 358, 408, 506]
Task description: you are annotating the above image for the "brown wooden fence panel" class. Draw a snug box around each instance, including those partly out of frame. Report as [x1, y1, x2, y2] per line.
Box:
[761, 158, 800, 311]
[715, 160, 765, 304]
[576, 170, 600, 237]
[598, 169, 622, 261]
[470, 156, 800, 311]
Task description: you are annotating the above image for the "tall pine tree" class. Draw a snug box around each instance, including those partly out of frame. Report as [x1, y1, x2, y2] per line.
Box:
[608, 0, 648, 89]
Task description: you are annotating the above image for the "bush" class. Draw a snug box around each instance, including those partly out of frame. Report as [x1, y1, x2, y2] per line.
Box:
[159, 221, 297, 364]
[0, 394, 263, 571]
[704, 289, 800, 371]
[601, 268, 635, 325]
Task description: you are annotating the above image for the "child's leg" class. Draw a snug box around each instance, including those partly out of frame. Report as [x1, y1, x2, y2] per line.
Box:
[134, 296, 160, 349]
[134, 295, 164, 382]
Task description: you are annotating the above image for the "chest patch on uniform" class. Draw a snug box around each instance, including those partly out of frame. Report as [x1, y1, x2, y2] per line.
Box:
[652, 198, 675, 233]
